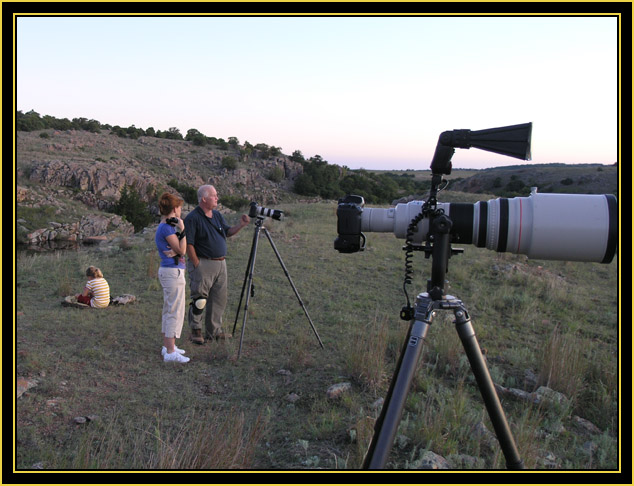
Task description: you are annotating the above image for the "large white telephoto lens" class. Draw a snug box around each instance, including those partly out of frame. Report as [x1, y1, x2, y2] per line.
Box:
[361, 193, 617, 263]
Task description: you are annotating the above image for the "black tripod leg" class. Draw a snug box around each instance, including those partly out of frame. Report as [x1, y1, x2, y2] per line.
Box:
[363, 318, 431, 469]
[454, 307, 524, 470]
[262, 228, 324, 349]
[236, 223, 262, 359]
[232, 235, 256, 335]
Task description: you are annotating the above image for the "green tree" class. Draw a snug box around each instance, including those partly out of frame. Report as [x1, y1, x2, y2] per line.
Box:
[290, 150, 305, 163]
[294, 173, 318, 196]
[112, 185, 154, 232]
[167, 127, 183, 140]
[167, 180, 198, 205]
[254, 143, 270, 158]
[506, 176, 525, 193]
[221, 156, 238, 170]
[186, 128, 204, 141]
[16, 110, 45, 131]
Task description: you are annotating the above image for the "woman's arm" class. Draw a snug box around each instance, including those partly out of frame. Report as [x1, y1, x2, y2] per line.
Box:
[165, 233, 187, 257]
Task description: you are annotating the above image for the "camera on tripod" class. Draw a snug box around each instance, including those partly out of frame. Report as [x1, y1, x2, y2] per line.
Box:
[234, 201, 323, 358]
[335, 123, 617, 264]
[249, 202, 284, 221]
[334, 122, 619, 469]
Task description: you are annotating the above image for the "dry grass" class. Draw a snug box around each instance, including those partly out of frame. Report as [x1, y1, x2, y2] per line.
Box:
[72, 408, 268, 469]
[537, 324, 586, 401]
[344, 312, 390, 395]
[15, 201, 620, 470]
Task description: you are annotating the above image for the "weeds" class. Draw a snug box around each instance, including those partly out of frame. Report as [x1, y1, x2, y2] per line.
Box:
[15, 200, 620, 470]
[537, 325, 586, 402]
[344, 312, 389, 395]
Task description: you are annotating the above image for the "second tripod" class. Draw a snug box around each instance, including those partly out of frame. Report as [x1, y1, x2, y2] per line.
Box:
[232, 217, 324, 358]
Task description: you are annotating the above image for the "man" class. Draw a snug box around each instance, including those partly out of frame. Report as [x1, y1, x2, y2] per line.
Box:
[184, 185, 250, 344]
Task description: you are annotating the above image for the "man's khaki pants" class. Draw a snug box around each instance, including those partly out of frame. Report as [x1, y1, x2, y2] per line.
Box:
[187, 259, 228, 338]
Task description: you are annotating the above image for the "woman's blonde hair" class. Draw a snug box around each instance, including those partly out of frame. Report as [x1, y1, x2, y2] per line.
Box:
[86, 266, 103, 278]
[158, 192, 185, 216]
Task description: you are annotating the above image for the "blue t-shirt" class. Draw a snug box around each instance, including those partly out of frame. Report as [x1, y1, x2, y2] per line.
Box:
[155, 223, 186, 268]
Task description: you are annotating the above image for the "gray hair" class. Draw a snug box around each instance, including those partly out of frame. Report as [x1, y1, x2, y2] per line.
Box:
[197, 185, 216, 203]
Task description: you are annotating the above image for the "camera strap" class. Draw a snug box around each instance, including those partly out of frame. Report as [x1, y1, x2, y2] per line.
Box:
[207, 210, 226, 239]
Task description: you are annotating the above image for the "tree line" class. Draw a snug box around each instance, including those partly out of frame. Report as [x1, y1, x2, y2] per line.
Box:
[291, 153, 431, 204]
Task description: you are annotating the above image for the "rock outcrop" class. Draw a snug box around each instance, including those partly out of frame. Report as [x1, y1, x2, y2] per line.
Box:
[17, 129, 306, 244]
[24, 214, 134, 244]
[20, 129, 303, 209]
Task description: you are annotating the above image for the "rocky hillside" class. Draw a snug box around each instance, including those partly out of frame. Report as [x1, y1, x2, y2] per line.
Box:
[16, 129, 305, 245]
[15, 129, 619, 247]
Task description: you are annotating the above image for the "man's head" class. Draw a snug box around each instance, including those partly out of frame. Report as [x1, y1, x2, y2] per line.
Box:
[198, 185, 218, 211]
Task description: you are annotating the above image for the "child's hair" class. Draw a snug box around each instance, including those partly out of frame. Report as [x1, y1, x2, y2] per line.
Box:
[158, 192, 184, 216]
[86, 266, 103, 278]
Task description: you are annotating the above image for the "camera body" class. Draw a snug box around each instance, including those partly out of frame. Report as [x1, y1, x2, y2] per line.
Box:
[166, 217, 179, 226]
[249, 202, 284, 221]
[334, 195, 366, 253]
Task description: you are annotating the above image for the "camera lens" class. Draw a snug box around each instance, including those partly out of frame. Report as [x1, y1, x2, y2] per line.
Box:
[353, 194, 617, 263]
[463, 193, 617, 263]
[250, 203, 284, 221]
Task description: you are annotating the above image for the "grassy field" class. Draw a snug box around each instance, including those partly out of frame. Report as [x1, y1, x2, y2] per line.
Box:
[14, 196, 620, 471]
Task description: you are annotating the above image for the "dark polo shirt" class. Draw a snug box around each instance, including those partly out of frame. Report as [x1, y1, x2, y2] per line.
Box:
[184, 206, 231, 259]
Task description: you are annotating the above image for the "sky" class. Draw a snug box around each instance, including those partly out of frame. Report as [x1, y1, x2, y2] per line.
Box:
[16, 15, 619, 170]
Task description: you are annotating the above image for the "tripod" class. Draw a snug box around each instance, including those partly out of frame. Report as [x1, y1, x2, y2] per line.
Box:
[232, 217, 324, 359]
[362, 188, 524, 469]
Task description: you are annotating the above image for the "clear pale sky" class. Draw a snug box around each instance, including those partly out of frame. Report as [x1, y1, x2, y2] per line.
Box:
[16, 15, 618, 170]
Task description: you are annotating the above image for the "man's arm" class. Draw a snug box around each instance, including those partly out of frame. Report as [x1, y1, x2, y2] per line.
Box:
[186, 244, 200, 268]
[226, 214, 251, 237]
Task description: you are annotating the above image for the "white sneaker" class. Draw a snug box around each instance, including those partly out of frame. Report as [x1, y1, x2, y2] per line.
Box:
[163, 351, 190, 363]
[161, 346, 186, 356]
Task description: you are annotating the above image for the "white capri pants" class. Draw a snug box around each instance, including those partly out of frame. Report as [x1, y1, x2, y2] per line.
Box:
[158, 267, 186, 339]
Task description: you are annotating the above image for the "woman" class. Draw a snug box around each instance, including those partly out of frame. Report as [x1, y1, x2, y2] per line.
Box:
[155, 192, 190, 363]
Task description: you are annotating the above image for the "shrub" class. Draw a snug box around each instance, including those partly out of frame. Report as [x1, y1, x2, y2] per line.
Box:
[112, 185, 154, 232]
[267, 167, 285, 183]
[221, 156, 238, 170]
[167, 180, 198, 205]
[220, 195, 249, 211]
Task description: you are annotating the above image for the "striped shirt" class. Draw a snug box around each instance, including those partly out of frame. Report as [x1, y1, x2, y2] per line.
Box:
[86, 277, 110, 308]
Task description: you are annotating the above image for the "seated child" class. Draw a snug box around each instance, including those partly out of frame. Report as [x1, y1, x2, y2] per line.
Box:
[76, 266, 110, 308]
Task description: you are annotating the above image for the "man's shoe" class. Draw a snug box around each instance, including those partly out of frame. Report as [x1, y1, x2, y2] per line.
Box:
[214, 331, 232, 340]
[190, 329, 205, 345]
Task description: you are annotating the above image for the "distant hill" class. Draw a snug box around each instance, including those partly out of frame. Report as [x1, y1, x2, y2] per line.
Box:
[446, 163, 618, 197]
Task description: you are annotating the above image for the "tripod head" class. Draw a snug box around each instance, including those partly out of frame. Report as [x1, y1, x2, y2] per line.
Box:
[419, 175, 465, 301]
[413, 123, 532, 302]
